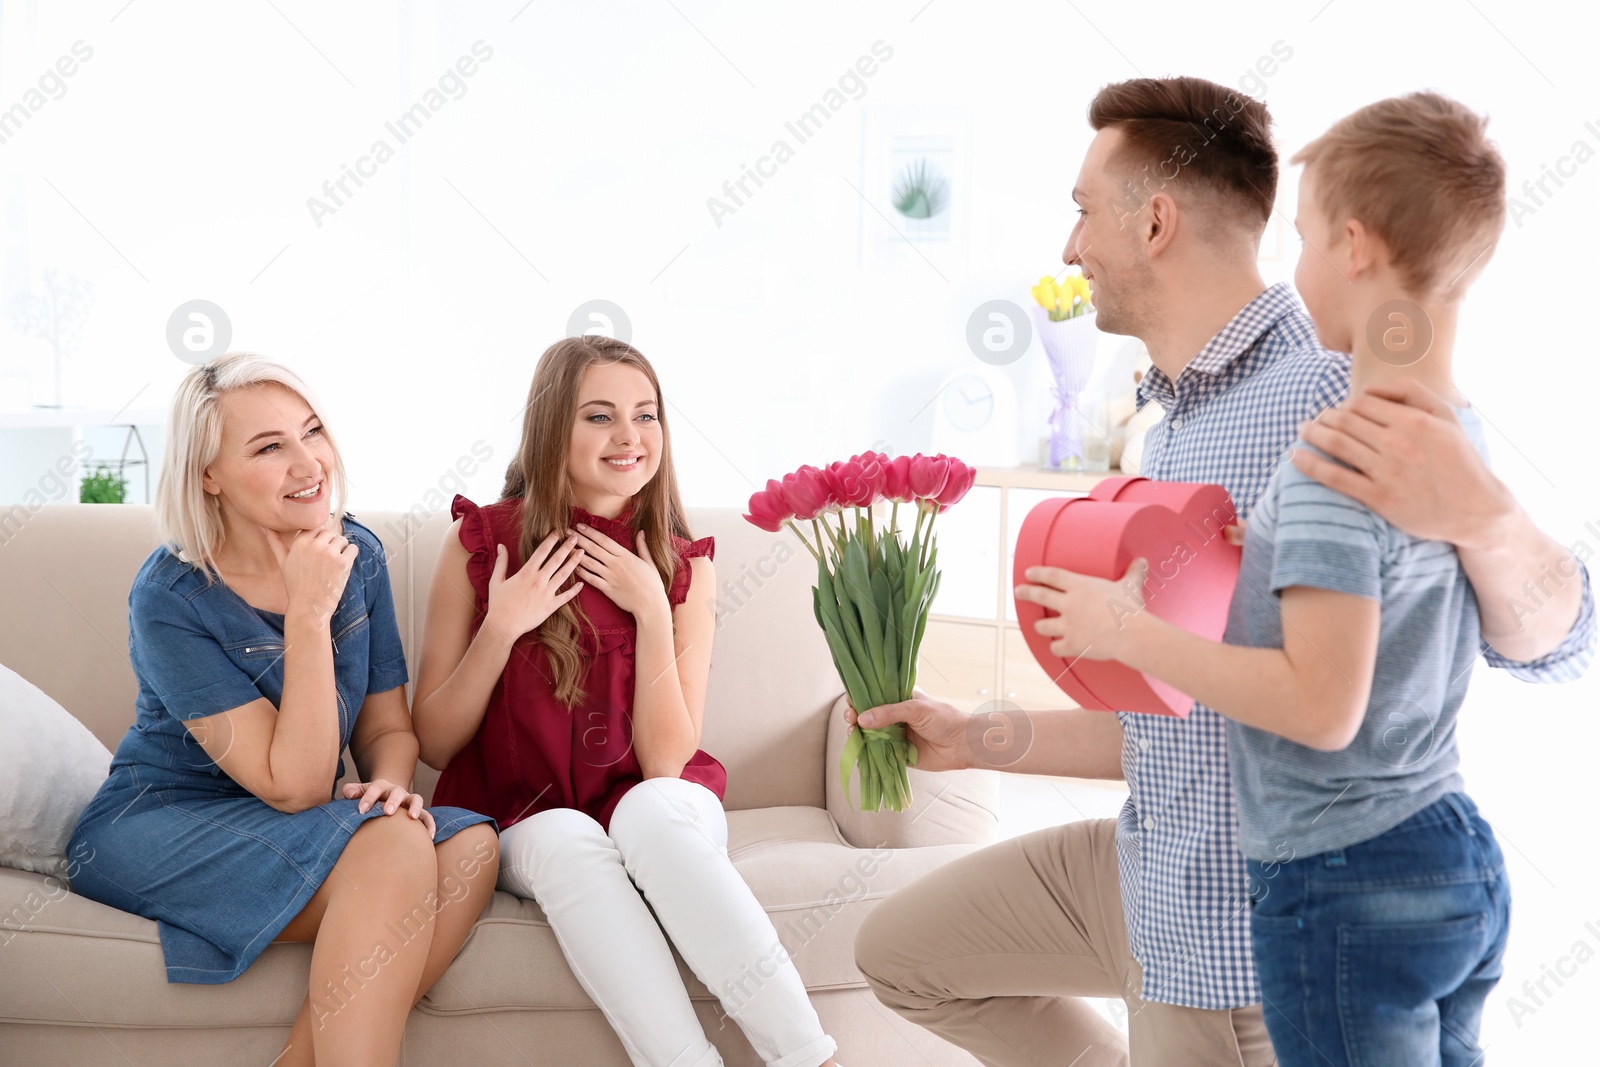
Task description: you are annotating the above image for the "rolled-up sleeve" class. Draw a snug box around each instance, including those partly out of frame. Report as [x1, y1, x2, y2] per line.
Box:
[1482, 562, 1596, 683]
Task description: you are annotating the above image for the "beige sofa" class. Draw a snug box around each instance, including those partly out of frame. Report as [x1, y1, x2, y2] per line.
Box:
[0, 503, 999, 1066]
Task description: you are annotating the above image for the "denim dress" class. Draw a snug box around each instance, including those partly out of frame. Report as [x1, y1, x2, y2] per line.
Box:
[65, 517, 496, 984]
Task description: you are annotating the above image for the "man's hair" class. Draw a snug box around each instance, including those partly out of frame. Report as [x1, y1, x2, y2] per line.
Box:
[1088, 76, 1278, 230]
[1291, 91, 1505, 300]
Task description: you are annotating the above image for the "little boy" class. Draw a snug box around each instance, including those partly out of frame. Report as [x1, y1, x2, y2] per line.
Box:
[1021, 91, 1590, 1065]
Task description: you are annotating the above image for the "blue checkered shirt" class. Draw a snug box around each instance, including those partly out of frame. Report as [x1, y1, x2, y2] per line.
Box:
[1117, 282, 1597, 1008]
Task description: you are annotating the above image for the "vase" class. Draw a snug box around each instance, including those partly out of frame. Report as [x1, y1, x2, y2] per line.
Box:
[1032, 308, 1106, 471]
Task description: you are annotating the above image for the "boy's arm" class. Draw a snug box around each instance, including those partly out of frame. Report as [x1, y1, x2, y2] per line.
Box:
[1016, 444, 1388, 749]
[1019, 567, 1379, 750]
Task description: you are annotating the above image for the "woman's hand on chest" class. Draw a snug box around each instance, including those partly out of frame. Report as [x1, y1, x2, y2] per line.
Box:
[571, 524, 671, 622]
[484, 531, 588, 642]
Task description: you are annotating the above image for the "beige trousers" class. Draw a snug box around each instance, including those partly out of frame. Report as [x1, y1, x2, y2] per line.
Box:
[854, 818, 1277, 1067]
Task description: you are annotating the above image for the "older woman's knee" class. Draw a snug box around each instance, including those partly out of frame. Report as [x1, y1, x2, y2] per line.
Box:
[345, 813, 437, 893]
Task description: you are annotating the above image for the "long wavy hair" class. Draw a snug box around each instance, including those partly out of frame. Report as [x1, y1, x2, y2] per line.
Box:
[502, 335, 695, 709]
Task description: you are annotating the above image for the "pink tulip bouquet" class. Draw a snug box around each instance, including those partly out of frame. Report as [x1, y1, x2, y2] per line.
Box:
[743, 451, 978, 812]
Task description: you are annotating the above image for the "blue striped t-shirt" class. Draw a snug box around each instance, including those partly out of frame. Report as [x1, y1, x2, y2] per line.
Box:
[1223, 405, 1501, 860]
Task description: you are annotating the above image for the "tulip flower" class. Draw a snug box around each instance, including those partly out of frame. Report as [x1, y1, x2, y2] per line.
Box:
[1065, 271, 1093, 313]
[933, 459, 978, 512]
[909, 453, 950, 504]
[1031, 269, 1094, 321]
[781, 465, 831, 521]
[827, 459, 877, 508]
[883, 454, 914, 504]
[854, 452, 887, 503]
[742, 479, 792, 532]
[741, 450, 977, 812]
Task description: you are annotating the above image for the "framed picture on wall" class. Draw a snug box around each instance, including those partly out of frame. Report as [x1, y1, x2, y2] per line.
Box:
[856, 106, 972, 275]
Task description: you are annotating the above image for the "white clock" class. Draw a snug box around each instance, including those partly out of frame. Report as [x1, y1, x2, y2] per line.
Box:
[929, 365, 1020, 466]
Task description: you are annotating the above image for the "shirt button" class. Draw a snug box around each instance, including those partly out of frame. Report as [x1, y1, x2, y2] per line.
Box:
[1143, 816, 1156, 830]
[1171, 417, 1184, 429]
[1139, 737, 1151, 752]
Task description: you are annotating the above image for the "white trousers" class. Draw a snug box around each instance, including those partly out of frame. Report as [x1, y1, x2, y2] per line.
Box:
[497, 777, 837, 1067]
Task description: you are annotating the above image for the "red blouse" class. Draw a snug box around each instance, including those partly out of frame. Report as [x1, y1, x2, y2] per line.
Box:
[430, 493, 727, 832]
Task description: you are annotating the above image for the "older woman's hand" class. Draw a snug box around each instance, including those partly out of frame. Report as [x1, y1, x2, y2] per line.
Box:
[341, 779, 436, 836]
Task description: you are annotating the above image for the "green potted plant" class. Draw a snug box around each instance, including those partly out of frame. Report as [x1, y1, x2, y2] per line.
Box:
[79, 465, 128, 504]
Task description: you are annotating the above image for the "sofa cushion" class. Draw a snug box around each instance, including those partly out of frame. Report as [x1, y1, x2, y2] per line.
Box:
[0, 663, 112, 879]
[0, 805, 983, 1027]
[0, 863, 311, 1028]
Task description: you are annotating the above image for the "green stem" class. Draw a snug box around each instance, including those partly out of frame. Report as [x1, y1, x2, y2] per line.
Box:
[920, 506, 937, 571]
[818, 515, 844, 558]
[784, 519, 820, 562]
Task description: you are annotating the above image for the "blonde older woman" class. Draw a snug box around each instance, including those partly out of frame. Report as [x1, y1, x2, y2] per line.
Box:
[66, 353, 498, 1067]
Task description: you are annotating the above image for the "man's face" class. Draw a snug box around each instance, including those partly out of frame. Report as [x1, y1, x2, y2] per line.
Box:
[1064, 127, 1155, 338]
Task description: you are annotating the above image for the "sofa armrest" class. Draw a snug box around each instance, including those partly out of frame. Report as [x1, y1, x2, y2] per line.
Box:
[824, 692, 1000, 849]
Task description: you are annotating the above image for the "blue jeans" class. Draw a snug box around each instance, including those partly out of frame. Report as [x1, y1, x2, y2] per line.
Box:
[1247, 792, 1511, 1067]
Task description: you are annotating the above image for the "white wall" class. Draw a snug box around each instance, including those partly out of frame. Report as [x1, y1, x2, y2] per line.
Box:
[2, 1, 1597, 1057]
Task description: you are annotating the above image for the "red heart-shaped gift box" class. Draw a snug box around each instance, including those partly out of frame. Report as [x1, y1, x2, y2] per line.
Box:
[1013, 476, 1242, 717]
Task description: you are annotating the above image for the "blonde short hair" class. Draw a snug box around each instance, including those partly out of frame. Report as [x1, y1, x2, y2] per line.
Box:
[156, 353, 348, 580]
[1291, 91, 1506, 301]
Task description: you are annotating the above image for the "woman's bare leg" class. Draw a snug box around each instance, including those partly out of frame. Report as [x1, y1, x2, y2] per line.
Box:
[269, 813, 438, 1066]
[273, 823, 499, 1066]
[275, 997, 316, 1067]
[407, 824, 499, 1004]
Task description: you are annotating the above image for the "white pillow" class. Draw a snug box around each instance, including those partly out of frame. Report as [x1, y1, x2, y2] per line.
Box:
[0, 663, 112, 880]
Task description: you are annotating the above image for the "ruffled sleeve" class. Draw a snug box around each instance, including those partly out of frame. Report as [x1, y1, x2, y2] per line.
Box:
[667, 535, 715, 609]
[451, 494, 497, 610]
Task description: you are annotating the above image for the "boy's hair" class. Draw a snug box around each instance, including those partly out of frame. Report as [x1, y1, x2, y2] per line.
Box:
[502, 334, 696, 710]
[1088, 76, 1278, 231]
[1291, 91, 1506, 300]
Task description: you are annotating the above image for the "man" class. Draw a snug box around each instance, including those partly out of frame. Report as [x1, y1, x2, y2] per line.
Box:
[850, 76, 1594, 1067]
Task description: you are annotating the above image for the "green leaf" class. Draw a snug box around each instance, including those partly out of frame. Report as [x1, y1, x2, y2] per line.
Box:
[871, 567, 900, 699]
[879, 735, 908, 812]
[839, 724, 867, 807]
[841, 539, 889, 702]
[868, 739, 888, 813]
[870, 739, 883, 812]
[891, 157, 951, 220]
[817, 556, 883, 708]
[909, 570, 939, 673]
[815, 576, 877, 712]
[889, 574, 911, 701]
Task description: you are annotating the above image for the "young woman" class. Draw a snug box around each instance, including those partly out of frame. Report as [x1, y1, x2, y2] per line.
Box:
[414, 335, 843, 1067]
[66, 354, 499, 1067]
